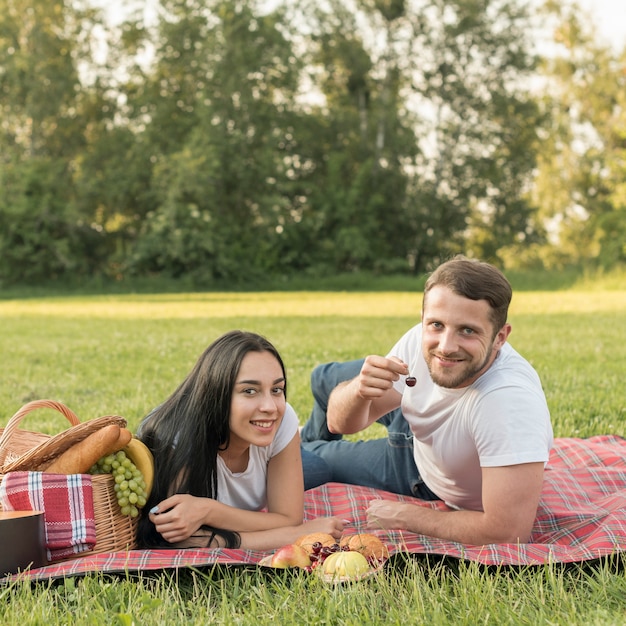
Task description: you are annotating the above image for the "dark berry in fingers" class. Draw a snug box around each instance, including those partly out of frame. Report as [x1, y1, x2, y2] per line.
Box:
[406, 376, 417, 387]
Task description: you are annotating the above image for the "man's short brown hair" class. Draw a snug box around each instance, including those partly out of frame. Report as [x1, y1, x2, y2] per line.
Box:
[423, 256, 512, 331]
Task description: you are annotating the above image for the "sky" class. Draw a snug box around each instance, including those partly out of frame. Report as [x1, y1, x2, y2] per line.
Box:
[573, 0, 626, 50]
[95, 0, 626, 53]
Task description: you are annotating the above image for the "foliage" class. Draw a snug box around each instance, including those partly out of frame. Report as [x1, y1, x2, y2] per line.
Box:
[0, 0, 100, 281]
[522, 0, 626, 270]
[127, 1, 305, 283]
[0, 0, 624, 286]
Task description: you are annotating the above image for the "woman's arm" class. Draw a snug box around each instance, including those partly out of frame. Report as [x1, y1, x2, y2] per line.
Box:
[237, 517, 345, 551]
[264, 430, 305, 522]
[149, 433, 336, 545]
[167, 514, 346, 551]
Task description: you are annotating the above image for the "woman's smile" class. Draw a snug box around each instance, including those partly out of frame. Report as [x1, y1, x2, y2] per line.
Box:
[250, 419, 277, 431]
[228, 350, 287, 449]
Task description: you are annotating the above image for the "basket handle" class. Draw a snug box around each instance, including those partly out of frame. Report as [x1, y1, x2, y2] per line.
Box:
[0, 400, 81, 467]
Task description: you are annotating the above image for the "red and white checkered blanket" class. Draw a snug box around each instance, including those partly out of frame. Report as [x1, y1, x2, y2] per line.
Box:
[3, 435, 626, 582]
[0, 472, 96, 562]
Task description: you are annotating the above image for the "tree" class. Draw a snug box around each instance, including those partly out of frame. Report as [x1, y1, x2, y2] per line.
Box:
[2, 0, 604, 285]
[283, 0, 423, 274]
[529, 0, 626, 269]
[287, 0, 544, 275]
[407, 0, 545, 269]
[0, 0, 114, 282]
[127, 0, 305, 282]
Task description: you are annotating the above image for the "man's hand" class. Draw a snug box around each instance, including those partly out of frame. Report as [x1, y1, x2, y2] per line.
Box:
[355, 355, 409, 401]
[365, 462, 545, 545]
[366, 499, 426, 529]
[327, 355, 406, 434]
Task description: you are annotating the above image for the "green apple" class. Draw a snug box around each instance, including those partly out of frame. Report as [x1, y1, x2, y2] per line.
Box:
[321, 550, 370, 579]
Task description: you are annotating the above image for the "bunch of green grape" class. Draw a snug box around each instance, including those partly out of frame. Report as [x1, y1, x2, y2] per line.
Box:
[90, 450, 148, 518]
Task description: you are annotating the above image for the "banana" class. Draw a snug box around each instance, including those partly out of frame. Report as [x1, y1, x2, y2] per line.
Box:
[123, 437, 154, 497]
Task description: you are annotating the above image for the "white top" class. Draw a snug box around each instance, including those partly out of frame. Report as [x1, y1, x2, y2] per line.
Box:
[215, 403, 299, 510]
[389, 324, 553, 511]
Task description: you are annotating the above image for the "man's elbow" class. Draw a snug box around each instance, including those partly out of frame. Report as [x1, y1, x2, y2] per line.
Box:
[326, 411, 354, 434]
[327, 420, 362, 435]
[327, 420, 341, 435]
[490, 522, 534, 544]
[500, 530, 532, 544]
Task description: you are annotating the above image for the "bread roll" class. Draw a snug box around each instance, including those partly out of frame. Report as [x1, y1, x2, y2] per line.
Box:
[294, 532, 337, 554]
[339, 533, 389, 561]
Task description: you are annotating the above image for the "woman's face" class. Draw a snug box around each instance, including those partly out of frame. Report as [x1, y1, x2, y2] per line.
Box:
[227, 350, 287, 452]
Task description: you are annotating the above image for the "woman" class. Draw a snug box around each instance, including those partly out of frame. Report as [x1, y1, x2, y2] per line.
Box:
[136, 330, 343, 550]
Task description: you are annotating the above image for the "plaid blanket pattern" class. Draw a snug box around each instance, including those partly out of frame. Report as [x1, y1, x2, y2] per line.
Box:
[0, 472, 96, 561]
[3, 435, 626, 582]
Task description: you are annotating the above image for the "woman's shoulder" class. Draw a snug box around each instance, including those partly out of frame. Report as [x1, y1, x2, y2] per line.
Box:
[269, 403, 299, 453]
[280, 403, 299, 434]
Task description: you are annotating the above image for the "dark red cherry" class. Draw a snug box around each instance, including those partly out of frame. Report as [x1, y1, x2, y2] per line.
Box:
[406, 376, 417, 387]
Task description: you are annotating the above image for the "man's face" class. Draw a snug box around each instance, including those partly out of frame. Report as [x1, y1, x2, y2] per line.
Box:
[421, 285, 511, 389]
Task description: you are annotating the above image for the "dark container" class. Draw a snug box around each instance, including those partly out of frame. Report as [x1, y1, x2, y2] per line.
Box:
[0, 511, 47, 576]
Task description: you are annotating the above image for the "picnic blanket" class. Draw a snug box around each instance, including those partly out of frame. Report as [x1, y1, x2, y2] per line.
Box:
[3, 435, 626, 582]
[0, 472, 96, 561]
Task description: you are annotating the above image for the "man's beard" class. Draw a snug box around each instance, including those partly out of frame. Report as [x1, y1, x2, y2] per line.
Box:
[425, 347, 495, 389]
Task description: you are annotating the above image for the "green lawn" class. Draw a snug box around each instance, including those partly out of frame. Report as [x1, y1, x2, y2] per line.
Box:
[1, 287, 625, 624]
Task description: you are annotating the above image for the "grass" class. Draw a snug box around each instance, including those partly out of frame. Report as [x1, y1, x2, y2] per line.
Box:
[1, 262, 624, 297]
[1, 280, 625, 624]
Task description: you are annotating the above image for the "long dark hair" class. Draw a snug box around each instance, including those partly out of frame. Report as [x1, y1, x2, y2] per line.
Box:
[136, 330, 287, 548]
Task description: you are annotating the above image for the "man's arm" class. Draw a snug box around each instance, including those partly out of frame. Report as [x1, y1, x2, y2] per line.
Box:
[327, 355, 406, 434]
[365, 462, 545, 544]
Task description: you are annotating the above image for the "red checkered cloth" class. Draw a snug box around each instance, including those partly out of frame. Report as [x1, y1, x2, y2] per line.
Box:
[0, 472, 96, 562]
[3, 435, 626, 582]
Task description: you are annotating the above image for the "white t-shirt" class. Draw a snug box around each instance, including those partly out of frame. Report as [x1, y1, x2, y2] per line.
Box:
[389, 324, 553, 511]
[215, 403, 299, 510]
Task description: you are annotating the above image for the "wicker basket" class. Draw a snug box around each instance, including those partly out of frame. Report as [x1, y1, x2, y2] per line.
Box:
[0, 400, 139, 559]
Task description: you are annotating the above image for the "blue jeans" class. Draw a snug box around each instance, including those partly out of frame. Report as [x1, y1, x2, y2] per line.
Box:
[301, 448, 333, 491]
[300, 359, 439, 500]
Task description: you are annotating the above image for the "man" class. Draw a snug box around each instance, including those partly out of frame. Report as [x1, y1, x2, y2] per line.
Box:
[301, 255, 553, 544]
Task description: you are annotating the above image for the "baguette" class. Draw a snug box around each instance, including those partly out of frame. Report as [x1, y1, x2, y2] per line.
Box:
[117, 427, 133, 450]
[45, 424, 123, 474]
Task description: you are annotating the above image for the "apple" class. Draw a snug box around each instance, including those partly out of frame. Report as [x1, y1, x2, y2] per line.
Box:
[270, 543, 312, 569]
[320, 550, 370, 579]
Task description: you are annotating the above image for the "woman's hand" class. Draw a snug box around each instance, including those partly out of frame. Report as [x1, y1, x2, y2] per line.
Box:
[149, 493, 212, 544]
[294, 516, 345, 541]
